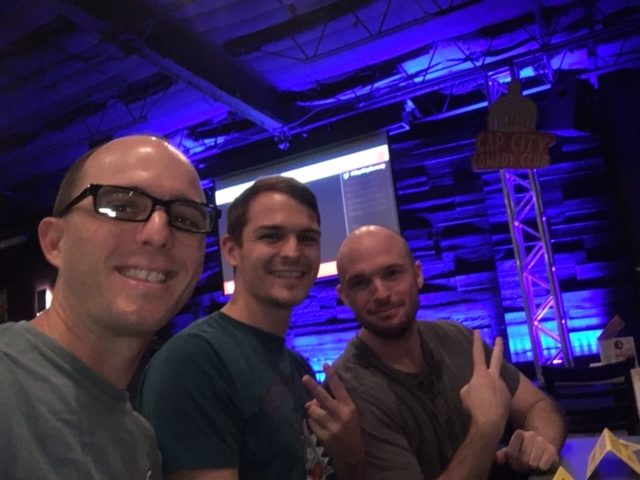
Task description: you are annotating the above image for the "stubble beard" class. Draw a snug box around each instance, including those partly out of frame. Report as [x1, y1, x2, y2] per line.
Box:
[358, 297, 419, 340]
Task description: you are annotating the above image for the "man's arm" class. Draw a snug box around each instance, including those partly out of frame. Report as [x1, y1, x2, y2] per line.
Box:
[436, 331, 511, 480]
[167, 469, 238, 480]
[302, 364, 366, 480]
[495, 374, 567, 472]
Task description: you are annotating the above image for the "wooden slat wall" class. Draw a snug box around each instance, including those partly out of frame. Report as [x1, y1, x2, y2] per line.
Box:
[287, 131, 636, 367]
[184, 118, 637, 369]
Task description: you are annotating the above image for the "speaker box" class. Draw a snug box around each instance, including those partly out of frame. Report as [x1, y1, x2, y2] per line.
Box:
[545, 71, 595, 135]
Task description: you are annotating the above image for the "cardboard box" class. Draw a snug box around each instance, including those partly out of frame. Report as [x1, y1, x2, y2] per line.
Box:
[598, 315, 638, 366]
[598, 314, 625, 340]
[599, 336, 638, 366]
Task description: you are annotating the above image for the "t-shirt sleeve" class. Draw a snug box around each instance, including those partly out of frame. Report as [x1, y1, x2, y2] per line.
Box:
[136, 335, 241, 474]
[292, 351, 316, 381]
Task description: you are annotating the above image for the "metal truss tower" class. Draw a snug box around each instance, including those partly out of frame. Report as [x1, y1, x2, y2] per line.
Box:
[485, 73, 573, 379]
[500, 169, 573, 376]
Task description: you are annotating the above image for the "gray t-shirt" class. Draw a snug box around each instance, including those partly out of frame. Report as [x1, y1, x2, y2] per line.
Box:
[0, 321, 162, 480]
[334, 320, 521, 480]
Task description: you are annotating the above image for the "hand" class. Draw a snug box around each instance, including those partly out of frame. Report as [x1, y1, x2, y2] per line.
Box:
[496, 429, 559, 472]
[301, 364, 365, 466]
[459, 331, 510, 438]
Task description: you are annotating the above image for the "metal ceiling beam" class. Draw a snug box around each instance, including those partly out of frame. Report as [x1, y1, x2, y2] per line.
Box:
[58, 0, 300, 131]
[338, 16, 640, 117]
[0, 0, 59, 49]
[223, 0, 480, 58]
[223, 0, 375, 56]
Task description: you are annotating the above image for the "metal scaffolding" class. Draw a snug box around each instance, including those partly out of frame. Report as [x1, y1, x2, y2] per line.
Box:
[500, 168, 574, 378]
[482, 64, 573, 379]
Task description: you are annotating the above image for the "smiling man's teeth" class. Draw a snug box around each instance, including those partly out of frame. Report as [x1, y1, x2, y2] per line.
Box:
[271, 270, 304, 279]
[121, 268, 167, 283]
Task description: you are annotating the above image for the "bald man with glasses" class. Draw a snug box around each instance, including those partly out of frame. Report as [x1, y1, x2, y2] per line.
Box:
[0, 135, 218, 479]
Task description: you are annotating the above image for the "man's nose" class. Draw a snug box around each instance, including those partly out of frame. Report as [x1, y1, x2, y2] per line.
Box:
[371, 278, 390, 300]
[136, 208, 173, 249]
[281, 235, 300, 257]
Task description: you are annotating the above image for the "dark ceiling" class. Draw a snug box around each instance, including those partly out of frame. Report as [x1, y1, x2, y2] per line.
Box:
[1, 0, 639, 245]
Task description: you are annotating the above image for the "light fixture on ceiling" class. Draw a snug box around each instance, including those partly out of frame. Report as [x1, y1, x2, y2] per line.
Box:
[388, 98, 422, 136]
[274, 128, 291, 151]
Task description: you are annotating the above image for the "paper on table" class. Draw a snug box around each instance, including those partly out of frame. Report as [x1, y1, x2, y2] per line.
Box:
[551, 465, 575, 480]
[621, 438, 640, 452]
[586, 428, 640, 478]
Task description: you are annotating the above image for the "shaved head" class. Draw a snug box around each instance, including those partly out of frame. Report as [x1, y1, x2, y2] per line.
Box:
[336, 224, 422, 340]
[53, 135, 199, 216]
[337, 225, 414, 281]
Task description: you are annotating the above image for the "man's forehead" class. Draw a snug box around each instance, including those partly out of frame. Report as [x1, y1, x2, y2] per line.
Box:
[340, 241, 410, 276]
[254, 223, 320, 234]
[79, 139, 202, 196]
[248, 191, 318, 220]
[345, 258, 405, 276]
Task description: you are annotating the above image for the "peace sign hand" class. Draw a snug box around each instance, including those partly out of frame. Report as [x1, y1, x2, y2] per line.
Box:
[459, 330, 511, 438]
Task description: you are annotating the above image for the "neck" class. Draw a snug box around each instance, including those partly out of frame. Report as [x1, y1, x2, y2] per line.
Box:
[221, 294, 291, 337]
[31, 307, 147, 390]
[358, 322, 423, 373]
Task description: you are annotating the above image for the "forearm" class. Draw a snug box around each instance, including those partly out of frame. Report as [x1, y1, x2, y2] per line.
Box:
[522, 398, 567, 450]
[331, 427, 366, 480]
[436, 420, 503, 480]
[334, 457, 367, 480]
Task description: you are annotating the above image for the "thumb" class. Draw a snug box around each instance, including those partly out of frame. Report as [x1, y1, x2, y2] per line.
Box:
[495, 447, 507, 465]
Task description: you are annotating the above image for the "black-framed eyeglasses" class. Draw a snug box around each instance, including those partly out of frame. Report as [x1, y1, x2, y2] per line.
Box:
[57, 184, 220, 234]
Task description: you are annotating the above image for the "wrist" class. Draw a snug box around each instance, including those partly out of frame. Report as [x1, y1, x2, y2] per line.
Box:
[334, 457, 366, 480]
[468, 417, 505, 444]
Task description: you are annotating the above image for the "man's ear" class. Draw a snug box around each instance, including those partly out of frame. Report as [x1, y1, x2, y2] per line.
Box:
[38, 217, 64, 269]
[336, 283, 350, 308]
[414, 260, 424, 290]
[220, 234, 239, 268]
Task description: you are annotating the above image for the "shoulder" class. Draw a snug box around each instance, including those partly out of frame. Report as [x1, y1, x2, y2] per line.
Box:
[419, 319, 471, 337]
[418, 320, 473, 350]
[287, 349, 314, 377]
[139, 313, 237, 398]
[419, 321, 475, 383]
[419, 321, 521, 394]
[333, 336, 364, 381]
[0, 321, 29, 351]
[0, 322, 40, 396]
[148, 312, 231, 365]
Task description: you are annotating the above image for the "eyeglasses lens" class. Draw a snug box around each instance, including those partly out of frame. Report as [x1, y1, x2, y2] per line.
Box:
[97, 187, 150, 221]
[168, 202, 211, 232]
[95, 186, 212, 233]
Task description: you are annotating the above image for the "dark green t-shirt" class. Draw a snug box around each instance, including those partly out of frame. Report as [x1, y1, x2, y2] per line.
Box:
[137, 311, 327, 479]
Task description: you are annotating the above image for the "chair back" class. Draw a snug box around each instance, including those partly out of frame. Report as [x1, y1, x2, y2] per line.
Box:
[541, 356, 638, 435]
